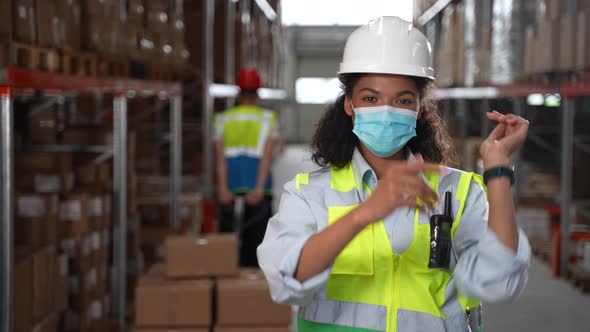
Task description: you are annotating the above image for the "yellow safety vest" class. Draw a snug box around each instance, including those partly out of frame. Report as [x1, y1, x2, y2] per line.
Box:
[296, 163, 484, 332]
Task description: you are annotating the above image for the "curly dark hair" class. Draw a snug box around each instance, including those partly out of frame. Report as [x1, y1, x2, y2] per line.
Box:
[311, 73, 456, 168]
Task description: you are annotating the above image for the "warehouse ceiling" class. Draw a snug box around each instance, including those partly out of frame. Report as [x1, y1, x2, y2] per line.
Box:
[292, 26, 356, 57]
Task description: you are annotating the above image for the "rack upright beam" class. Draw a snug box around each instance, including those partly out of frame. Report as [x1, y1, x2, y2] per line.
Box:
[0, 86, 14, 332]
[113, 94, 128, 328]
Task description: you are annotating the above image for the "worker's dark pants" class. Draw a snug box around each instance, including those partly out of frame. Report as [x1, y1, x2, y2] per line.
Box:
[219, 194, 273, 267]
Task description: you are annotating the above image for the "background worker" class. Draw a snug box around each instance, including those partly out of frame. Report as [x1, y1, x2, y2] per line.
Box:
[214, 67, 279, 267]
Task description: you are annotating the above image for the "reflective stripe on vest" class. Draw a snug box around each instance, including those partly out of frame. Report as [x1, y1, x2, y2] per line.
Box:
[296, 163, 482, 332]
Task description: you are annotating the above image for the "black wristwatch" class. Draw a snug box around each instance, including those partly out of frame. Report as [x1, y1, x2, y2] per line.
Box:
[483, 166, 515, 185]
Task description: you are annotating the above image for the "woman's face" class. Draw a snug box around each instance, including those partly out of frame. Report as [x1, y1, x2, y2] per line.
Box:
[344, 74, 421, 117]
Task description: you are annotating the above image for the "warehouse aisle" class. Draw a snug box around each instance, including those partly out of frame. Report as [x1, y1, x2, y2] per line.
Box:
[485, 257, 590, 331]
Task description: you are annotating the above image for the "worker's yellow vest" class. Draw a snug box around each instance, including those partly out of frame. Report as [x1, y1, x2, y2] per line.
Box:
[297, 163, 483, 332]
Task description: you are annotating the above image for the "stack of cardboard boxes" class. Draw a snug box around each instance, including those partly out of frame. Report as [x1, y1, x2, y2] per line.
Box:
[429, 0, 590, 84]
[134, 234, 292, 332]
[135, 174, 202, 267]
[524, 0, 590, 74]
[6, 0, 189, 78]
[434, 4, 465, 88]
[14, 149, 115, 331]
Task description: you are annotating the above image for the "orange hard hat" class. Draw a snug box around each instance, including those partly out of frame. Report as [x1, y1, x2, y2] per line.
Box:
[236, 68, 261, 90]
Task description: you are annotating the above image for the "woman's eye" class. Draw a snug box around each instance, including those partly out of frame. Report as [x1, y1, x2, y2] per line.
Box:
[398, 98, 414, 105]
[362, 96, 377, 102]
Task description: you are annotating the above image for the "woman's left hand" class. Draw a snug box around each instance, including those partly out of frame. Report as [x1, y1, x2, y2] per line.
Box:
[245, 187, 264, 205]
[480, 111, 529, 168]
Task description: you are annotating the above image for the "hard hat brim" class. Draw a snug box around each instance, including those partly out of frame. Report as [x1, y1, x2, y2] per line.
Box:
[338, 63, 435, 81]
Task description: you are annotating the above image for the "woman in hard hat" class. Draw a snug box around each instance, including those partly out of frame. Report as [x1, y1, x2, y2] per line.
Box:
[257, 16, 530, 331]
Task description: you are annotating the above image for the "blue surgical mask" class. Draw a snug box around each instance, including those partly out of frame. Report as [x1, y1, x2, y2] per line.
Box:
[351, 102, 418, 158]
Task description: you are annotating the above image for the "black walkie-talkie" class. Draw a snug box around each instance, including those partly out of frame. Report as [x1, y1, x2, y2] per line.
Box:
[428, 191, 453, 270]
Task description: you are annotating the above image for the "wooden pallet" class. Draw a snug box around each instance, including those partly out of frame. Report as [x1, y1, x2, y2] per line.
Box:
[149, 65, 173, 81]
[567, 263, 590, 293]
[61, 50, 98, 77]
[97, 57, 129, 77]
[11, 42, 60, 72]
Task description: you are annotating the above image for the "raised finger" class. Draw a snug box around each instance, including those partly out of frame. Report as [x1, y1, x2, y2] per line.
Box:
[516, 116, 530, 126]
[486, 123, 505, 141]
[486, 112, 501, 121]
[504, 114, 519, 123]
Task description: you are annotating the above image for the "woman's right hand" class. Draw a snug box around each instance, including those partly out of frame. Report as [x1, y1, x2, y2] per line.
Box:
[355, 155, 441, 225]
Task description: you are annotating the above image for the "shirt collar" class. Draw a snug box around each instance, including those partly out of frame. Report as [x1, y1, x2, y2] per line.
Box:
[351, 148, 375, 189]
[350, 147, 420, 189]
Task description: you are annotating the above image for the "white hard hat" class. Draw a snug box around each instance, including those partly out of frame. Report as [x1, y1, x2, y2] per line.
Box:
[338, 16, 435, 80]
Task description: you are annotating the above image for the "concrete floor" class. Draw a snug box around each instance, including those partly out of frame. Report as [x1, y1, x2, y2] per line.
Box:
[485, 257, 590, 332]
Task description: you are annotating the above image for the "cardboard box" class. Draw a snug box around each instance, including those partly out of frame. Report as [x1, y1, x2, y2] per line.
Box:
[60, 194, 90, 239]
[75, 164, 111, 192]
[14, 251, 33, 332]
[165, 234, 238, 278]
[146, 262, 165, 276]
[576, 12, 590, 68]
[34, 173, 75, 193]
[64, 309, 92, 332]
[145, 0, 170, 28]
[60, 236, 92, 262]
[538, 19, 561, 71]
[35, 0, 61, 48]
[55, 254, 69, 312]
[14, 0, 36, 44]
[559, 15, 576, 71]
[136, 329, 209, 332]
[547, 0, 566, 20]
[85, 0, 109, 17]
[214, 328, 290, 332]
[0, 0, 9, 36]
[140, 223, 170, 248]
[217, 269, 292, 326]
[76, 164, 98, 186]
[84, 15, 106, 52]
[32, 312, 58, 332]
[135, 276, 213, 327]
[128, 0, 146, 27]
[29, 106, 58, 144]
[89, 195, 105, 230]
[33, 246, 56, 322]
[15, 194, 58, 250]
[61, 128, 92, 146]
[16, 152, 73, 174]
[524, 25, 535, 74]
[57, 0, 82, 49]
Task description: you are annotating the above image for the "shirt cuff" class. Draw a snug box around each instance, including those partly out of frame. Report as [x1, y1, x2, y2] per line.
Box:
[278, 235, 332, 296]
[478, 228, 531, 269]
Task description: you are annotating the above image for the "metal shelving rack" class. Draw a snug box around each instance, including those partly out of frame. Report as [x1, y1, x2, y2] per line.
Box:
[0, 66, 184, 331]
[417, 0, 589, 279]
[434, 83, 590, 279]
